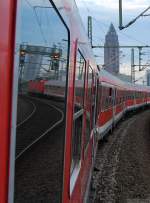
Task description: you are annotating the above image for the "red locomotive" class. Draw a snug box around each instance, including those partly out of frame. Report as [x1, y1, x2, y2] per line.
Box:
[0, 0, 150, 203]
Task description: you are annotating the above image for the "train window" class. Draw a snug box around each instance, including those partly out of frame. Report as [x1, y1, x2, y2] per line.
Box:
[109, 88, 112, 96]
[12, 0, 69, 202]
[90, 68, 95, 126]
[73, 50, 85, 112]
[106, 97, 109, 108]
[85, 66, 93, 150]
[95, 81, 101, 121]
[101, 86, 105, 110]
[102, 87, 106, 110]
[71, 51, 85, 177]
[116, 95, 118, 104]
[119, 96, 121, 104]
[102, 87, 109, 110]
[109, 88, 112, 107]
[92, 76, 97, 126]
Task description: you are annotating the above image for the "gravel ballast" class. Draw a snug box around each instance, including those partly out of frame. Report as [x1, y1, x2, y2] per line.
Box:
[90, 108, 150, 203]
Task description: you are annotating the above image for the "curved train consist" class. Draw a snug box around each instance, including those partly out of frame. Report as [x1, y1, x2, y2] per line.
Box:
[0, 0, 150, 202]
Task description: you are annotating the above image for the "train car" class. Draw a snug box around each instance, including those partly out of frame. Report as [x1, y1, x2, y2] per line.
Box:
[44, 80, 66, 98]
[95, 69, 150, 140]
[0, 0, 98, 202]
[1, 0, 150, 203]
[28, 80, 46, 94]
[96, 69, 125, 137]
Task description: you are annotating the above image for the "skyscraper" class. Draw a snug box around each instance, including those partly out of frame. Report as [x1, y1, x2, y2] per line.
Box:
[104, 23, 119, 74]
[146, 70, 150, 86]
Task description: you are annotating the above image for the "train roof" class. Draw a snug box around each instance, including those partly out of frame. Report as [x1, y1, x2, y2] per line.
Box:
[45, 80, 66, 86]
[99, 68, 150, 92]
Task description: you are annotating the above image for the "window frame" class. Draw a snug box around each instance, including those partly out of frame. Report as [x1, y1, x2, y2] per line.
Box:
[84, 65, 94, 152]
[9, 1, 70, 202]
[70, 49, 86, 194]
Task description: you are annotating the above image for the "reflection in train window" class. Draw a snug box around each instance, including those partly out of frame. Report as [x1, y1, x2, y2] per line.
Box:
[71, 50, 85, 174]
[74, 50, 85, 112]
[92, 72, 96, 127]
[95, 81, 101, 122]
[85, 66, 93, 149]
[13, 0, 69, 202]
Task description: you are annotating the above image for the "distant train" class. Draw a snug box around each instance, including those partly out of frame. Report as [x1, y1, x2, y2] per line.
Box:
[1, 0, 150, 203]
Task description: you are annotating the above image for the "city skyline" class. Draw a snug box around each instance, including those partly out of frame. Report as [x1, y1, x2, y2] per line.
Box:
[76, 0, 150, 84]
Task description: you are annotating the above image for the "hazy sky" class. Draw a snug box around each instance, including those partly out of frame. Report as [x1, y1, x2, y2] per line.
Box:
[76, 0, 150, 83]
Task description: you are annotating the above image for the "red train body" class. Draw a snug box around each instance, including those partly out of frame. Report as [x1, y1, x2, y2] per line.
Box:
[28, 80, 46, 94]
[0, 0, 150, 203]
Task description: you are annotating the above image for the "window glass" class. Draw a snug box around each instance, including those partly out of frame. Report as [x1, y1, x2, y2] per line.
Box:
[101, 87, 104, 110]
[95, 80, 100, 122]
[74, 50, 85, 112]
[71, 50, 85, 173]
[102, 87, 112, 109]
[109, 88, 112, 107]
[92, 75, 97, 126]
[85, 66, 93, 149]
[13, 0, 69, 202]
[102, 87, 106, 110]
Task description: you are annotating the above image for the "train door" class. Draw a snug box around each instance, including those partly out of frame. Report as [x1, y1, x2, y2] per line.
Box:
[87, 66, 95, 130]
[123, 90, 126, 114]
[92, 75, 98, 159]
[9, 0, 70, 202]
[112, 88, 116, 125]
[95, 79, 100, 126]
[93, 76, 98, 128]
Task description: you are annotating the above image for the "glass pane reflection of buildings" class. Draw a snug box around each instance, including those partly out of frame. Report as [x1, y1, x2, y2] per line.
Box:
[71, 51, 85, 174]
[14, 0, 69, 202]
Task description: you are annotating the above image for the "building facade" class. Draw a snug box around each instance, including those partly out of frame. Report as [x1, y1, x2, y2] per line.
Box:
[104, 23, 119, 74]
[20, 44, 63, 81]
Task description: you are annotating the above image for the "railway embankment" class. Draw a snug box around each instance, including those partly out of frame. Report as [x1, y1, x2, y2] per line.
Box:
[90, 108, 150, 203]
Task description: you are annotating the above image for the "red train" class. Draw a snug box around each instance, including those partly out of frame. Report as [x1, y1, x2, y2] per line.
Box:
[0, 0, 150, 202]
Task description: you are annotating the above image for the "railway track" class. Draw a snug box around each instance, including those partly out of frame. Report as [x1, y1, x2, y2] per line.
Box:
[15, 96, 64, 160]
[14, 96, 66, 203]
[17, 97, 36, 128]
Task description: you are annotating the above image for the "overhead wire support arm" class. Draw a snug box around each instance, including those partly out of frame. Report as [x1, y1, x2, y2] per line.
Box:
[142, 14, 150, 17]
[92, 45, 150, 49]
[119, 0, 150, 30]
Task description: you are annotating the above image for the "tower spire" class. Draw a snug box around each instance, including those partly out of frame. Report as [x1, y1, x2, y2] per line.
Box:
[108, 23, 116, 34]
[104, 24, 119, 75]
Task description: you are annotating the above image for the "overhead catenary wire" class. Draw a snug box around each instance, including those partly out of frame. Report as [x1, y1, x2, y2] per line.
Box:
[77, 0, 149, 69]
[24, 0, 48, 45]
[77, 0, 149, 46]
[92, 17, 148, 46]
[78, 0, 150, 83]
[119, 1, 150, 30]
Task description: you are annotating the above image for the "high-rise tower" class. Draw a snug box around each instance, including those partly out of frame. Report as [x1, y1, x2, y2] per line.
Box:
[147, 70, 150, 86]
[104, 23, 119, 74]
